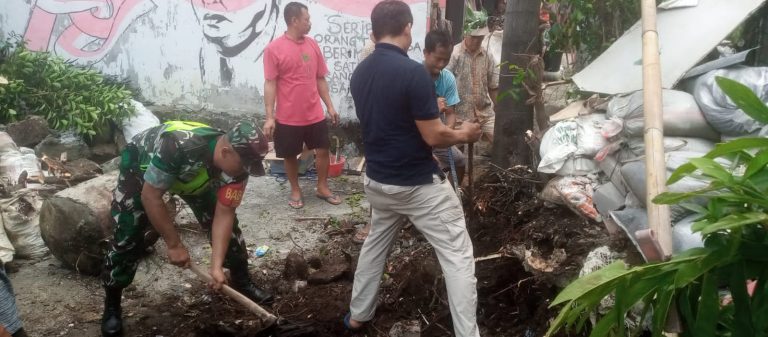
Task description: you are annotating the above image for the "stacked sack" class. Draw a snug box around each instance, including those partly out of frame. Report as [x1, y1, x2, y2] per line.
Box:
[594, 89, 721, 226]
[538, 113, 608, 221]
[693, 67, 768, 138]
[0, 132, 49, 261]
[539, 66, 768, 258]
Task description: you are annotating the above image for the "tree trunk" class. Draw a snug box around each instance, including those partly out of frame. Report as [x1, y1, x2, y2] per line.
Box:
[445, 0, 466, 44]
[491, 0, 541, 168]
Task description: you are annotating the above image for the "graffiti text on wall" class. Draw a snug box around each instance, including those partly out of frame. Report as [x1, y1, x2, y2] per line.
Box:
[314, 15, 370, 95]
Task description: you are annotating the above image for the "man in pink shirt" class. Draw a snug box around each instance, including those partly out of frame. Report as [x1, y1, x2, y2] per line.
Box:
[262, 1, 340, 208]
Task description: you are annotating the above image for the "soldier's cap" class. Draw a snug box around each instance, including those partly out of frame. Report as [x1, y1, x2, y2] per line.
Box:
[227, 121, 268, 177]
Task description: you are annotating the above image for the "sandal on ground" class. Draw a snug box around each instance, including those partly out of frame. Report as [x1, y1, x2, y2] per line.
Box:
[316, 193, 342, 205]
[352, 224, 370, 244]
[343, 313, 365, 331]
[288, 197, 304, 209]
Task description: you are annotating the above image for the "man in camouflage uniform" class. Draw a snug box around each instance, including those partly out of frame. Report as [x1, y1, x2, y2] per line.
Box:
[101, 121, 273, 337]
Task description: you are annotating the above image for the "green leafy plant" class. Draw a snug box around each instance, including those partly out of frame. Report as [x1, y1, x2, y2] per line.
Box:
[497, 63, 536, 103]
[0, 38, 134, 137]
[463, 6, 489, 35]
[546, 76, 768, 337]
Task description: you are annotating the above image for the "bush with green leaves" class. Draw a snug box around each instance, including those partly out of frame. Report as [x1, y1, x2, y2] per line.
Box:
[0, 39, 134, 137]
[545, 76, 768, 337]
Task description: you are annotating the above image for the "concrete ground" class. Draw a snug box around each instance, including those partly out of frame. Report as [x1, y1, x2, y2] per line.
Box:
[9, 173, 368, 336]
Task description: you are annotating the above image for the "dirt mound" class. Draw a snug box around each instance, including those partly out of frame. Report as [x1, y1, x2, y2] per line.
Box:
[114, 167, 607, 336]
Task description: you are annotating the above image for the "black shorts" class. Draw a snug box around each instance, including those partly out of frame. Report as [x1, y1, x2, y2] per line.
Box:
[274, 120, 330, 158]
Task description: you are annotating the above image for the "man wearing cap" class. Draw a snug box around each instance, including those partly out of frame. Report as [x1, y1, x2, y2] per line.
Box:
[447, 10, 499, 144]
[99, 121, 273, 337]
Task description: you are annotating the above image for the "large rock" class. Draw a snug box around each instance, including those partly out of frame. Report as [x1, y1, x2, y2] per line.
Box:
[5, 116, 51, 148]
[39, 173, 117, 275]
[90, 143, 118, 163]
[35, 131, 91, 161]
[39, 173, 177, 275]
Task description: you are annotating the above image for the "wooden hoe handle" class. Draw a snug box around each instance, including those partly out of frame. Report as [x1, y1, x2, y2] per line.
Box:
[188, 264, 278, 326]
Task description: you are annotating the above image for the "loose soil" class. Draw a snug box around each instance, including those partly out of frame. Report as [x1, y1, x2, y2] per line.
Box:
[14, 168, 610, 336]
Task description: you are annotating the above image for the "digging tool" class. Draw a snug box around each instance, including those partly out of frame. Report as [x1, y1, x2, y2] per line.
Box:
[188, 264, 278, 327]
[331, 135, 340, 164]
[466, 141, 474, 219]
[447, 147, 460, 193]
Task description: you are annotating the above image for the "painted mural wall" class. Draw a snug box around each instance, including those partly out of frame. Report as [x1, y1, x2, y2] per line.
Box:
[0, 0, 429, 121]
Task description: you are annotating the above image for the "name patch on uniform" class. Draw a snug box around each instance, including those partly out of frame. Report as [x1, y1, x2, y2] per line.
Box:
[218, 182, 245, 208]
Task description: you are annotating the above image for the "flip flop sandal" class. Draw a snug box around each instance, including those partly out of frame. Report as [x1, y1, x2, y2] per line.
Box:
[288, 197, 304, 209]
[352, 225, 370, 244]
[316, 194, 342, 205]
[343, 313, 365, 331]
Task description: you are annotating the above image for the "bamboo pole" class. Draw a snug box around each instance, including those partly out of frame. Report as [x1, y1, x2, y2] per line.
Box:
[641, 3, 679, 334]
[188, 264, 278, 327]
[640, 0, 673, 259]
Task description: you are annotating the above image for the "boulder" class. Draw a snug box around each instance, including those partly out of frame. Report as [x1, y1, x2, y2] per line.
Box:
[39, 173, 117, 275]
[39, 173, 177, 275]
[5, 116, 51, 148]
[35, 132, 91, 161]
[90, 144, 119, 163]
[100, 157, 121, 173]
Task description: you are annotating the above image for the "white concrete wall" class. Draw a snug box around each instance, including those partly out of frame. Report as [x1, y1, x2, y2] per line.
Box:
[0, 0, 429, 121]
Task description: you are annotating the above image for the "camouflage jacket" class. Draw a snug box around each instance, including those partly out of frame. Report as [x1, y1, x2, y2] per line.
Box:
[131, 121, 246, 206]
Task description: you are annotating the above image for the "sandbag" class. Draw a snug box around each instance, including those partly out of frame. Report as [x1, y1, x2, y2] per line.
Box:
[538, 114, 607, 175]
[597, 155, 628, 196]
[604, 89, 720, 140]
[0, 187, 51, 259]
[694, 67, 768, 136]
[122, 100, 160, 143]
[0, 225, 14, 264]
[622, 137, 717, 159]
[553, 176, 600, 221]
[0, 150, 43, 183]
[39, 173, 117, 275]
[0, 132, 18, 153]
[539, 177, 565, 205]
[672, 214, 704, 253]
[621, 151, 723, 221]
[593, 182, 627, 218]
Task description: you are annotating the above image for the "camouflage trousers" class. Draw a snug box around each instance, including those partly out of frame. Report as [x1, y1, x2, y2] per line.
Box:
[102, 145, 249, 289]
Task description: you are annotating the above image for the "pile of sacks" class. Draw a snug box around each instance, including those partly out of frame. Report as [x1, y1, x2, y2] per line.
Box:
[538, 66, 768, 258]
[0, 133, 51, 262]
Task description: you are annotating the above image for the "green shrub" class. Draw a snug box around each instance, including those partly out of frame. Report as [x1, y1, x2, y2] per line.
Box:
[0, 39, 134, 137]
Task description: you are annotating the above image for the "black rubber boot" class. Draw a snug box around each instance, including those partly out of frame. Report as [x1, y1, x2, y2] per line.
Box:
[101, 286, 123, 337]
[230, 267, 274, 304]
[12, 328, 28, 337]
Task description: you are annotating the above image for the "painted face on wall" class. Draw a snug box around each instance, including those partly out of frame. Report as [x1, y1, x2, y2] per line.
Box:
[191, 0, 279, 57]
